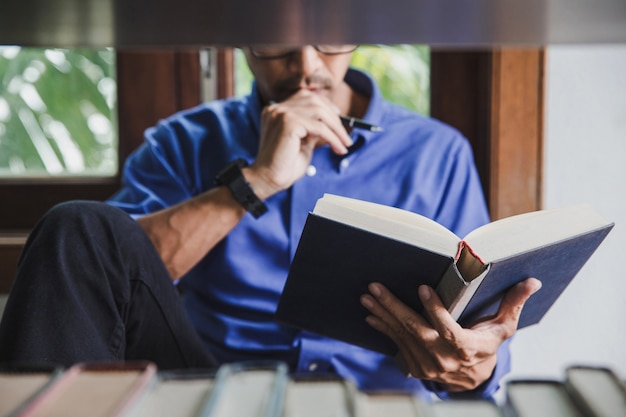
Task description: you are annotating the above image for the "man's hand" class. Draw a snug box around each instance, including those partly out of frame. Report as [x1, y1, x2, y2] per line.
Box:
[246, 90, 354, 199]
[360, 278, 542, 392]
[137, 90, 353, 280]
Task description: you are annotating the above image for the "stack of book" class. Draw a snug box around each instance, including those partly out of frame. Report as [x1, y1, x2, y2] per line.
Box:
[1, 361, 624, 417]
[504, 365, 626, 417]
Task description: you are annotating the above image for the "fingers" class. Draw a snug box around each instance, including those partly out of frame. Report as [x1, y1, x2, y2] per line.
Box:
[361, 283, 434, 342]
[253, 90, 358, 193]
[467, 277, 542, 345]
[361, 282, 468, 353]
[360, 284, 441, 374]
[417, 285, 464, 343]
[362, 282, 501, 391]
[264, 91, 354, 154]
[361, 289, 442, 380]
[362, 279, 539, 393]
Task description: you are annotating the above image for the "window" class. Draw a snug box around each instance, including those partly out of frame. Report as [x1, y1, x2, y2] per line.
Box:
[351, 45, 429, 115]
[0, 47, 117, 178]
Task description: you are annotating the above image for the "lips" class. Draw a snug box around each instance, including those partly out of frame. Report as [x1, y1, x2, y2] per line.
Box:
[304, 86, 323, 93]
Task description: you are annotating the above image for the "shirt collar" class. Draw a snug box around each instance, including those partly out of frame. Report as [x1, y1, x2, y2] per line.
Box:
[344, 69, 385, 144]
[246, 85, 264, 136]
[246, 68, 385, 143]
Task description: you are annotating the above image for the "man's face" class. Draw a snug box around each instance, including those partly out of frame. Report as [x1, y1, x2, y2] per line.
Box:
[244, 46, 354, 105]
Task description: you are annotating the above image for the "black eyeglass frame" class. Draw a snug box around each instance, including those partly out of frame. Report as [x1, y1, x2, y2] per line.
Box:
[249, 45, 359, 60]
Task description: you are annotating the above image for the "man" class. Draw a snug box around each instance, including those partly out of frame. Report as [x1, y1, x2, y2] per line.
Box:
[0, 45, 540, 399]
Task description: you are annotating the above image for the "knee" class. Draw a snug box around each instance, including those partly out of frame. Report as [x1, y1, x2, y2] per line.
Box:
[37, 201, 135, 234]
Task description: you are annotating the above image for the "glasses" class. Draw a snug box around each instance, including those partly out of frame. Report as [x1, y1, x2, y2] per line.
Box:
[249, 45, 358, 60]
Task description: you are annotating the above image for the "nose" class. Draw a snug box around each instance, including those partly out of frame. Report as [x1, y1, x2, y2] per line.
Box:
[287, 46, 323, 76]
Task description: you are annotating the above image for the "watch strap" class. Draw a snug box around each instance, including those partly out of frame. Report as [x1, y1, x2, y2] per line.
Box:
[215, 159, 268, 218]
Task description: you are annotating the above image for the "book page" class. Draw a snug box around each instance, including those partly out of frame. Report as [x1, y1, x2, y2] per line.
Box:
[566, 367, 626, 417]
[313, 194, 460, 257]
[135, 379, 214, 417]
[431, 400, 503, 417]
[463, 204, 611, 263]
[361, 392, 428, 417]
[178, 362, 288, 417]
[0, 374, 52, 415]
[27, 371, 150, 417]
[283, 379, 358, 417]
[507, 381, 585, 417]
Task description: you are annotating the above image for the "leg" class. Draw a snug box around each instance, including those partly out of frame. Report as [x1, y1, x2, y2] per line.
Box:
[0, 201, 217, 369]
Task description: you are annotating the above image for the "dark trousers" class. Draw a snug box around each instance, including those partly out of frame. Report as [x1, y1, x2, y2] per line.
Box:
[0, 201, 217, 370]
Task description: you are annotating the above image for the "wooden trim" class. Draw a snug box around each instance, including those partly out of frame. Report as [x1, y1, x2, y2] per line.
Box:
[217, 49, 235, 99]
[488, 49, 545, 219]
[431, 48, 544, 221]
[116, 50, 183, 158]
[175, 51, 203, 109]
[430, 50, 492, 197]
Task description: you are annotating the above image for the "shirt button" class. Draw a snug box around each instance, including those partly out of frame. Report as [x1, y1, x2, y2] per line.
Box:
[340, 159, 350, 170]
[306, 165, 317, 177]
[307, 362, 318, 371]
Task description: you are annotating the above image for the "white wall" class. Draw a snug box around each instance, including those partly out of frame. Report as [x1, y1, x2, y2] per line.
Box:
[503, 45, 626, 388]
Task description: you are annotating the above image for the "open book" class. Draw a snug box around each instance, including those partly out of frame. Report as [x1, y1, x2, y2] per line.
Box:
[276, 194, 614, 355]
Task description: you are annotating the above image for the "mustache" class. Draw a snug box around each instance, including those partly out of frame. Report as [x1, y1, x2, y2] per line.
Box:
[275, 74, 333, 93]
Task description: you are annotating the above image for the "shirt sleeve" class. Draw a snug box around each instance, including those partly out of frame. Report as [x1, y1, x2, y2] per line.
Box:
[107, 122, 196, 218]
[432, 136, 491, 238]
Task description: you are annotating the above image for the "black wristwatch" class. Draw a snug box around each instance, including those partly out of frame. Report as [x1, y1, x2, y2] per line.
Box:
[215, 158, 268, 218]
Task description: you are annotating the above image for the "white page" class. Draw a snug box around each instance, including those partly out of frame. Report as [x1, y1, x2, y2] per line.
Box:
[464, 204, 610, 263]
[313, 194, 460, 258]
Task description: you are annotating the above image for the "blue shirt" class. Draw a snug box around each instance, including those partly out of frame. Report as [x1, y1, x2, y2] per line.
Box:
[108, 69, 510, 399]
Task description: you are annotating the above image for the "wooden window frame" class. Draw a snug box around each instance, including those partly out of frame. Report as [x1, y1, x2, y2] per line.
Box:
[0, 47, 543, 293]
[431, 48, 545, 220]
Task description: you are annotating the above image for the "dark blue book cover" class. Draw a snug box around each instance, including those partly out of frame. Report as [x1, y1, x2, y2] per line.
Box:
[457, 224, 613, 328]
[276, 214, 453, 355]
[276, 212, 613, 356]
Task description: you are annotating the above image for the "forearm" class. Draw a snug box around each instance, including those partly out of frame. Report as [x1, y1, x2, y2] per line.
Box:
[137, 186, 246, 281]
[134, 91, 352, 281]
[136, 157, 290, 281]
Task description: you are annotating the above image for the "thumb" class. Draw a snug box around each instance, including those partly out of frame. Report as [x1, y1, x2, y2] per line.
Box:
[498, 277, 543, 325]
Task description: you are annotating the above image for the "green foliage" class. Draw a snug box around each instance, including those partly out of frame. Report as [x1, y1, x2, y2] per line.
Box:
[234, 45, 430, 115]
[234, 50, 254, 98]
[0, 47, 117, 177]
[351, 45, 429, 115]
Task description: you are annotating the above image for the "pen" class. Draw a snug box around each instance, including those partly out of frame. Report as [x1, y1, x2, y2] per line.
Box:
[340, 116, 384, 132]
[269, 100, 383, 132]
